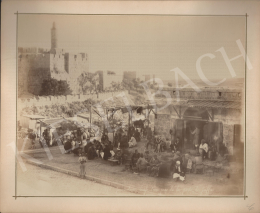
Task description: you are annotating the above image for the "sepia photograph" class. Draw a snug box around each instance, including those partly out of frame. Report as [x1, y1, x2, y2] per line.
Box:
[2, 1, 260, 212]
[16, 14, 246, 197]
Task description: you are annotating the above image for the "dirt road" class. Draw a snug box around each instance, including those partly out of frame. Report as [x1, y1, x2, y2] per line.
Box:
[17, 163, 135, 196]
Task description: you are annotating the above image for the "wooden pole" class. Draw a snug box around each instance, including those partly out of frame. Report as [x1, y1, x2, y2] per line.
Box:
[112, 110, 114, 145]
[170, 106, 173, 142]
[154, 106, 157, 133]
[147, 104, 150, 127]
[128, 111, 131, 142]
[183, 120, 186, 151]
[90, 104, 92, 130]
[40, 121, 42, 137]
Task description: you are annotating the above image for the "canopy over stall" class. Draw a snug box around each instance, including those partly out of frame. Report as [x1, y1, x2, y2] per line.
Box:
[153, 97, 242, 153]
[39, 117, 66, 135]
[20, 114, 45, 130]
[153, 98, 241, 120]
[90, 94, 157, 140]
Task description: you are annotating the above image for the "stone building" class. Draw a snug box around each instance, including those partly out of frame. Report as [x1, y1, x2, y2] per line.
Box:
[153, 87, 244, 155]
[123, 71, 137, 81]
[18, 22, 89, 96]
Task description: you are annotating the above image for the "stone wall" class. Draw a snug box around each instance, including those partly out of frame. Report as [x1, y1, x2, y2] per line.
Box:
[214, 108, 242, 125]
[123, 71, 136, 80]
[223, 124, 234, 155]
[18, 50, 91, 96]
[18, 53, 51, 96]
[169, 89, 242, 101]
[103, 72, 123, 89]
[154, 108, 242, 154]
[18, 90, 129, 110]
[154, 111, 179, 140]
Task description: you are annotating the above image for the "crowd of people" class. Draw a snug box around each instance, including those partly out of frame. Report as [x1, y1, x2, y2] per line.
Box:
[25, 119, 228, 182]
[128, 148, 187, 182]
[25, 121, 189, 182]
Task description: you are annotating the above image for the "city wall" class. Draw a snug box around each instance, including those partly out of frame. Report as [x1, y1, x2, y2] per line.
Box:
[18, 90, 129, 110]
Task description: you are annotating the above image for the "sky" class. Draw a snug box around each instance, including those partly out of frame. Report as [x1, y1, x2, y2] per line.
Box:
[18, 14, 246, 81]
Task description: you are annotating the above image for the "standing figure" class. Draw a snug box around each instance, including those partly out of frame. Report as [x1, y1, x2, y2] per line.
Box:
[189, 124, 200, 150]
[146, 128, 154, 150]
[101, 131, 109, 144]
[81, 128, 89, 146]
[131, 149, 140, 169]
[154, 136, 162, 153]
[199, 139, 209, 160]
[43, 127, 52, 147]
[118, 132, 128, 150]
[78, 153, 87, 178]
[28, 129, 36, 149]
[114, 132, 119, 148]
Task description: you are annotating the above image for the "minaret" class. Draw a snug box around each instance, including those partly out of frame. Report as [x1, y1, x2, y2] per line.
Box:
[51, 22, 57, 50]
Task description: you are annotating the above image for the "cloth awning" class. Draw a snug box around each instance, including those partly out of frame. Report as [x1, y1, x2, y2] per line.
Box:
[153, 98, 241, 110]
[22, 114, 45, 119]
[39, 117, 66, 128]
[186, 100, 241, 110]
[92, 93, 156, 114]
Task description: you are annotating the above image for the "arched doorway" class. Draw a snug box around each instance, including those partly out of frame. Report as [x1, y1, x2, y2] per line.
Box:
[181, 108, 209, 149]
[176, 107, 223, 151]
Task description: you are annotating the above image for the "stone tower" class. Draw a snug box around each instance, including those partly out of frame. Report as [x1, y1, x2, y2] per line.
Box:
[51, 22, 57, 50]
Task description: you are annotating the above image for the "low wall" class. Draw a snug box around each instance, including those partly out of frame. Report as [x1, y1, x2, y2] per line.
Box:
[18, 90, 129, 110]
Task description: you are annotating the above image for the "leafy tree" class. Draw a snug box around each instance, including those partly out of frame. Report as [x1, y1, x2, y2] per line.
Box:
[122, 78, 134, 90]
[58, 80, 72, 95]
[107, 71, 115, 75]
[40, 79, 72, 96]
[78, 72, 99, 94]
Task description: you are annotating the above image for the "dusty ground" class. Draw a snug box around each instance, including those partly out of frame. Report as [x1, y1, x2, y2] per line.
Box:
[18, 138, 244, 196]
[17, 163, 135, 196]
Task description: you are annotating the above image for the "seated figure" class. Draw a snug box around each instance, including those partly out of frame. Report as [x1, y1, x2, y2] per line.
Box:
[128, 135, 137, 148]
[87, 144, 97, 160]
[172, 137, 181, 153]
[103, 144, 112, 160]
[173, 161, 186, 181]
[147, 155, 161, 177]
[94, 140, 103, 157]
[114, 149, 123, 164]
[64, 135, 72, 153]
[131, 149, 140, 168]
[134, 154, 148, 174]
[134, 129, 141, 142]
[154, 136, 162, 153]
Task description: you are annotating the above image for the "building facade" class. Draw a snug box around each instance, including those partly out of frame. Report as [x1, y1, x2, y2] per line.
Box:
[18, 22, 90, 96]
[153, 87, 244, 155]
[123, 71, 137, 81]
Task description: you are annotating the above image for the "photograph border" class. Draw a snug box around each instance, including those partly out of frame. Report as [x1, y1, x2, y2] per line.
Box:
[14, 12, 247, 199]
